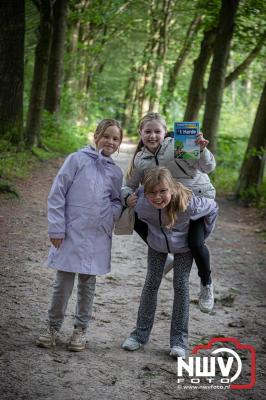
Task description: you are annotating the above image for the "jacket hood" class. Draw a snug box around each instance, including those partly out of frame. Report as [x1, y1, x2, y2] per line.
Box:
[80, 145, 115, 165]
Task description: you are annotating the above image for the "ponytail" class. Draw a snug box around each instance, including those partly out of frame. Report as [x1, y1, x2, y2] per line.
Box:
[126, 139, 144, 179]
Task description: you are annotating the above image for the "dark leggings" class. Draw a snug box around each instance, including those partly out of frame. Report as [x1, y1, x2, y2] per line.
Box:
[134, 213, 148, 243]
[188, 218, 211, 286]
[134, 214, 211, 286]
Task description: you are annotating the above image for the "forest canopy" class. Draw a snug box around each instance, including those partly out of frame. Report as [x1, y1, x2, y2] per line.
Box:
[0, 0, 265, 205]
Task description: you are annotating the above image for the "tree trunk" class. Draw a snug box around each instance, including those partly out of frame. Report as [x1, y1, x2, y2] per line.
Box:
[244, 73, 252, 104]
[162, 15, 202, 115]
[202, 0, 239, 154]
[121, 62, 139, 131]
[64, 19, 80, 90]
[148, 0, 172, 112]
[45, 0, 68, 113]
[0, 1, 25, 145]
[184, 28, 265, 122]
[236, 81, 266, 196]
[137, 0, 161, 117]
[183, 27, 216, 121]
[86, 24, 108, 93]
[24, 0, 54, 147]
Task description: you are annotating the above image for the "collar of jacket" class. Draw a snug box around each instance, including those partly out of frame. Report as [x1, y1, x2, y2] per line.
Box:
[140, 137, 173, 159]
[141, 143, 163, 160]
[81, 146, 115, 165]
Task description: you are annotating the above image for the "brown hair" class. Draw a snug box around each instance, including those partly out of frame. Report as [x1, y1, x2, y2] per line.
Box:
[94, 119, 123, 144]
[143, 167, 192, 228]
[126, 112, 167, 178]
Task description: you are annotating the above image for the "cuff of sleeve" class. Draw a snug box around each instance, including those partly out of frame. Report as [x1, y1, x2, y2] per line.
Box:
[48, 232, 65, 239]
[123, 194, 131, 207]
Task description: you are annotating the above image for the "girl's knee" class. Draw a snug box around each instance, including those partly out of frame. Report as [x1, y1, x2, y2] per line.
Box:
[188, 241, 204, 252]
[79, 274, 96, 284]
[144, 276, 162, 292]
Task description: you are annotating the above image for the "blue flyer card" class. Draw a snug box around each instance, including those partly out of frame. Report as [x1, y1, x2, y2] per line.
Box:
[174, 122, 200, 160]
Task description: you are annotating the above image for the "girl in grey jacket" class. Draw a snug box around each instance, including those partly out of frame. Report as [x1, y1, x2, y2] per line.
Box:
[121, 112, 216, 313]
[36, 119, 123, 352]
[122, 167, 218, 358]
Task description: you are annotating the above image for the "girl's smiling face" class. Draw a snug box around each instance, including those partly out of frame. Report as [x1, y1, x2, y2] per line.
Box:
[94, 125, 122, 156]
[140, 120, 166, 153]
[146, 181, 172, 209]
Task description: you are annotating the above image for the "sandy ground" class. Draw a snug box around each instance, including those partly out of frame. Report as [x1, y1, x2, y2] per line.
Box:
[0, 140, 266, 400]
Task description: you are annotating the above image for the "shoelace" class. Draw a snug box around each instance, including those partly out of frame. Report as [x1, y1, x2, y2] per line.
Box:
[201, 286, 212, 299]
[72, 329, 85, 340]
[41, 326, 54, 334]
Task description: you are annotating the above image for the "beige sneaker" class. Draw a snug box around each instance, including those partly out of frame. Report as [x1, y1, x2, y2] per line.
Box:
[36, 325, 58, 348]
[68, 327, 87, 352]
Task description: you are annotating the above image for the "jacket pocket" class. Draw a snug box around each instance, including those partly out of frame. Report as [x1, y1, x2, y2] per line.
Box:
[100, 222, 112, 238]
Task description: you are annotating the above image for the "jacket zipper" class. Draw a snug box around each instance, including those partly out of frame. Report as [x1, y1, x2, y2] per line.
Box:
[159, 209, 170, 253]
[154, 144, 162, 166]
[175, 159, 193, 178]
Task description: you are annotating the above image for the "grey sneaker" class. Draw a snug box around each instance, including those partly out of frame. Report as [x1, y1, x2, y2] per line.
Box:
[122, 336, 142, 351]
[163, 254, 174, 276]
[36, 325, 58, 348]
[68, 327, 87, 352]
[170, 346, 186, 359]
[199, 282, 214, 313]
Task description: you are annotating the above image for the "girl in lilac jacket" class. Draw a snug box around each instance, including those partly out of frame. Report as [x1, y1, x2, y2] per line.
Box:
[36, 119, 123, 352]
[122, 167, 218, 358]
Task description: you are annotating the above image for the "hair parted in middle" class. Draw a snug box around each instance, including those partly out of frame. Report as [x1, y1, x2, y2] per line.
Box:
[138, 112, 167, 133]
[143, 166, 192, 229]
[94, 118, 123, 143]
[127, 112, 167, 178]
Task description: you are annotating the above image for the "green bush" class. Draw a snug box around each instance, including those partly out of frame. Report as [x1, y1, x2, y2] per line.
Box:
[0, 145, 35, 180]
[212, 135, 248, 194]
[41, 111, 89, 155]
[237, 181, 266, 208]
[0, 114, 90, 182]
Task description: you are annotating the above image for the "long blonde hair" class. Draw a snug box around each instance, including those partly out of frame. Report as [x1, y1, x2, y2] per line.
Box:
[94, 119, 123, 144]
[126, 112, 167, 178]
[143, 167, 192, 229]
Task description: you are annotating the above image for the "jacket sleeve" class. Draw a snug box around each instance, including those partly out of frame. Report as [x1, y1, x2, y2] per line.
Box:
[47, 153, 78, 238]
[111, 168, 123, 222]
[194, 148, 216, 173]
[121, 157, 144, 205]
[187, 194, 218, 238]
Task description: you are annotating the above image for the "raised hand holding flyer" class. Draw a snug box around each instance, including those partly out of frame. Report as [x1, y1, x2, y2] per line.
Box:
[174, 122, 200, 160]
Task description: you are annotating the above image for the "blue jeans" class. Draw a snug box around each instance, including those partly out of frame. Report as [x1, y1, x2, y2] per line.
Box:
[48, 270, 96, 331]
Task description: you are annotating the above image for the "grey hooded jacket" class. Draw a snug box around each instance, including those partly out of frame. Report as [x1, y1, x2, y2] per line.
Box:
[122, 137, 216, 204]
[134, 187, 218, 254]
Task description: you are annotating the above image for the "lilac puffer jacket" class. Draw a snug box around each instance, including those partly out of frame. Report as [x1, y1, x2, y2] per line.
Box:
[46, 146, 123, 275]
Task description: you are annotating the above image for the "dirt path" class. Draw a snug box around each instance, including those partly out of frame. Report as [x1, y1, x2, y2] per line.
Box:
[0, 142, 265, 400]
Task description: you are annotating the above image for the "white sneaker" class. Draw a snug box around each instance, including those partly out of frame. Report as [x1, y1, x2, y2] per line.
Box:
[170, 346, 186, 359]
[36, 325, 58, 348]
[199, 282, 214, 313]
[163, 254, 174, 276]
[68, 327, 87, 352]
[122, 336, 142, 351]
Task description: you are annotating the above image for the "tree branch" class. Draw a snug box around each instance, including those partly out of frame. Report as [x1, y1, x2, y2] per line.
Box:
[225, 30, 266, 87]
